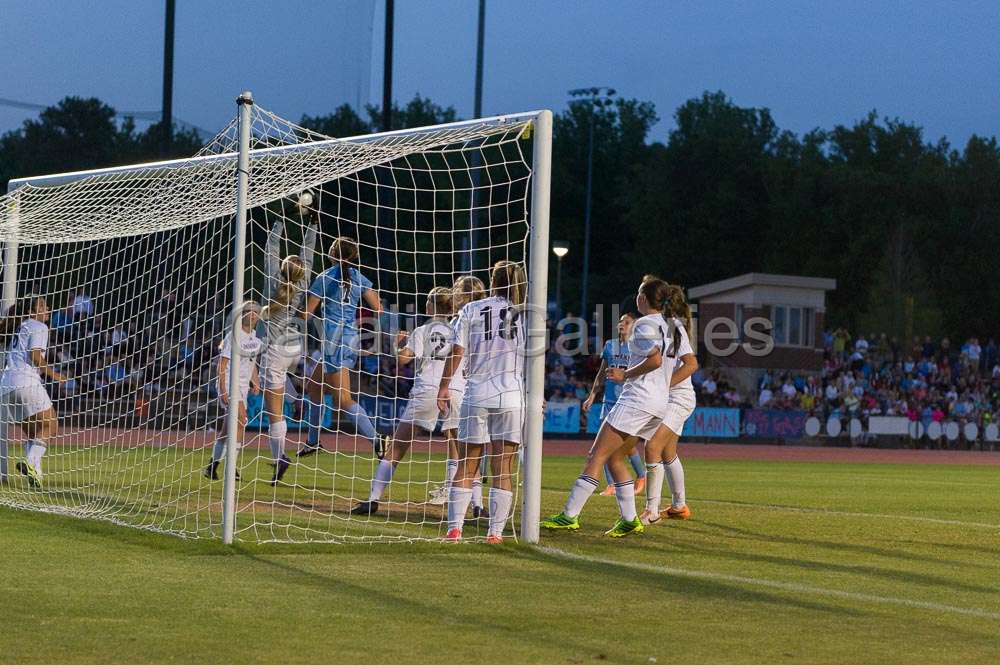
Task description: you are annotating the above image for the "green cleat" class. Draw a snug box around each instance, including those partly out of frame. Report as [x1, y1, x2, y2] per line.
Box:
[16, 460, 42, 488]
[605, 517, 644, 538]
[540, 512, 580, 530]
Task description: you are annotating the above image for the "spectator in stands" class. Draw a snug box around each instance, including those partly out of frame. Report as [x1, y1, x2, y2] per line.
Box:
[758, 386, 773, 407]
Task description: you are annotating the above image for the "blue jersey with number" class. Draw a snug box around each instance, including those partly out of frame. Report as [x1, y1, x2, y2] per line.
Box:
[308, 265, 372, 337]
[601, 339, 630, 406]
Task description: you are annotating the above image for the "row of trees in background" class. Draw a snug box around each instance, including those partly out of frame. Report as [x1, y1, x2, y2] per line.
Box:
[2, 92, 999, 339]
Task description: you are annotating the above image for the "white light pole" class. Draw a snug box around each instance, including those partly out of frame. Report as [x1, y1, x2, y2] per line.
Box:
[552, 241, 569, 318]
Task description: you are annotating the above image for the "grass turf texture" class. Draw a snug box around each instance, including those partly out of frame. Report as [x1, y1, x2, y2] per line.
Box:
[2, 456, 999, 664]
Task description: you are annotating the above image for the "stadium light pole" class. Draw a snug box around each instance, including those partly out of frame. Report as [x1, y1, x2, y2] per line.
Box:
[381, 0, 395, 132]
[568, 86, 615, 325]
[464, 0, 487, 273]
[552, 241, 569, 318]
[161, 0, 175, 157]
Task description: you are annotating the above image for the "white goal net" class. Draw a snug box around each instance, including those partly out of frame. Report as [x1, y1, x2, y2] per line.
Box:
[0, 95, 551, 544]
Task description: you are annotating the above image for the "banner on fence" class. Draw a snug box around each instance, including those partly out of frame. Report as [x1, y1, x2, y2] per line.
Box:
[545, 400, 582, 434]
[682, 407, 740, 438]
[744, 409, 807, 439]
[867, 416, 911, 436]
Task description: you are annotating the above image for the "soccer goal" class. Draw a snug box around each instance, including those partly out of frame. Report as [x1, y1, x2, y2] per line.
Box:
[0, 92, 552, 544]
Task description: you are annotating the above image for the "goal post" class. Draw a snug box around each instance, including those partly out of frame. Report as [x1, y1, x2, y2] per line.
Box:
[0, 96, 553, 544]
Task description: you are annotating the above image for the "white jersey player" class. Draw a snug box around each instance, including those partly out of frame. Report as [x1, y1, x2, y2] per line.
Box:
[438, 261, 527, 543]
[205, 302, 262, 481]
[542, 276, 678, 538]
[641, 284, 699, 525]
[351, 287, 457, 516]
[0, 295, 68, 487]
[260, 213, 317, 485]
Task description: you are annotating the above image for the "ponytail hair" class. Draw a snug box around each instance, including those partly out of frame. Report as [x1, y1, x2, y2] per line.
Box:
[452, 275, 486, 311]
[0, 294, 45, 348]
[330, 236, 359, 296]
[427, 286, 453, 317]
[264, 255, 307, 319]
[638, 274, 670, 311]
[490, 260, 526, 306]
[664, 283, 692, 332]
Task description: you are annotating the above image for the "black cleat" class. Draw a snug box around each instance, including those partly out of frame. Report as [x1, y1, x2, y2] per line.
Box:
[350, 501, 379, 516]
[204, 461, 220, 481]
[297, 442, 323, 458]
[472, 505, 490, 520]
[373, 435, 388, 460]
[16, 461, 40, 488]
[270, 455, 291, 486]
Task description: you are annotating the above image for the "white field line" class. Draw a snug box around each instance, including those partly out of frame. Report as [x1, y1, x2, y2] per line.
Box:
[695, 499, 1000, 530]
[536, 546, 1000, 620]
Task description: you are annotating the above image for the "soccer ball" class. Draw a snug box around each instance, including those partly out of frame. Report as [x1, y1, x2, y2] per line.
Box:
[297, 190, 314, 209]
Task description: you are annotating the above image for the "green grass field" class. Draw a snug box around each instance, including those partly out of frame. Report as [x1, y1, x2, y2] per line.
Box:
[3, 455, 999, 664]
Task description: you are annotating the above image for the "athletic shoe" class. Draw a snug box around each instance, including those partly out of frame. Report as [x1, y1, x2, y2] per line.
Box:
[204, 460, 219, 481]
[665, 504, 691, 520]
[634, 476, 646, 495]
[16, 460, 41, 488]
[472, 505, 490, 519]
[427, 485, 449, 506]
[599, 485, 616, 497]
[605, 517, 644, 538]
[373, 434, 390, 460]
[269, 455, 291, 486]
[444, 528, 462, 542]
[296, 441, 323, 457]
[485, 535, 503, 545]
[539, 512, 580, 530]
[639, 509, 661, 526]
[350, 501, 379, 516]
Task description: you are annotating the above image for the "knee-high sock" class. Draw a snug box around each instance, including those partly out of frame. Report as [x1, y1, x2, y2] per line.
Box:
[563, 475, 599, 518]
[629, 451, 646, 478]
[614, 479, 637, 521]
[444, 459, 459, 488]
[26, 439, 46, 474]
[212, 438, 226, 463]
[306, 399, 323, 446]
[448, 487, 474, 531]
[369, 459, 395, 502]
[488, 488, 513, 537]
[268, 420, 287, 463]
[346, 402, 376, 442]
[644, 462, 664, 513]
[471, 474, 483, 508]
[664, 455, 686, 508]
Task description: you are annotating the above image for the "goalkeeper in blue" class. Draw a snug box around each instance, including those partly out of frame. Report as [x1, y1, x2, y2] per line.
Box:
[299, 236, 387, 460]
[541, 276, 677, 538]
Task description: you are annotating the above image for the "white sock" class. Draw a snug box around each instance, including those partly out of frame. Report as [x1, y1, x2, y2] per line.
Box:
[211, 439, 226, 463]
[448, 487, 474, 531]
[471, 475, 483, 508]
[644, 462, 664, 513]
[444, 460, 458, 489]
[614, 479, 637, 521]
[369, 459, 395, 502]
[563, 475, 599, 518]
[664, 456, 686, 508]
[27, 439, 46, 475]
[488, 488, 513, 537]
[268, 420, 287, 463]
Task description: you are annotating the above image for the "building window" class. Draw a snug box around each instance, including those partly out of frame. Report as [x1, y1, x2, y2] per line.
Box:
[770, 305, 814, 348]
[772, 305, 787, 345]
[789, 307, 801, 345]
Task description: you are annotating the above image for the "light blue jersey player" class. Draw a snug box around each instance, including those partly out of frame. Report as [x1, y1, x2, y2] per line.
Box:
[299, 236, 386, 458]
[582, 312, 647, 493]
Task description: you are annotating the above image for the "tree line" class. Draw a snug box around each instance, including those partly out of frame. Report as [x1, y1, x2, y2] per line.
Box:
[2, 92, 998, 339]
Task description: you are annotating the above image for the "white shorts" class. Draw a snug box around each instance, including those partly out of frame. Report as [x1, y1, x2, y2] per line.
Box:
[458, 403, 522, 445]
[662, 393, 696, 435]
[401, 391, 465, 433]
[218, 380, 249, 408]
[605, 403, 662, 441]
[260, 346, 297, 390]
[441, 390, 464, 432]
[0, 383, 53, 423]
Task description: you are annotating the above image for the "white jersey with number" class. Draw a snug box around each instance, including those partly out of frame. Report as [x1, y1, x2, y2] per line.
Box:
[405, 318, 455, 399]
[615, 312, 676, 418]
[454, 296, 524, 409]
[218, 326, 263, 395]
[448, 316, 468, 395]
[2, 319, 49, 389]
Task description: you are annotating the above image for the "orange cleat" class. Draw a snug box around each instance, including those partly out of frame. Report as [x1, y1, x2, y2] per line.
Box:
[664, 505, 691, 520]
[634, 476, 646, 495]
[485, 534, 503, 545]
[599, 485, 616, 496]
[445, 528, 462, 541]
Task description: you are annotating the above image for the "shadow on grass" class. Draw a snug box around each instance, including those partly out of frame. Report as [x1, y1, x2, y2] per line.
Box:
[510, 544, 863, 618]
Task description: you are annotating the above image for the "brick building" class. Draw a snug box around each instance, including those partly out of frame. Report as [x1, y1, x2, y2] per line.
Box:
[688, 273, 836, 389]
